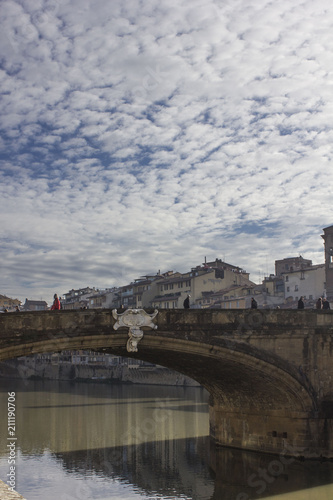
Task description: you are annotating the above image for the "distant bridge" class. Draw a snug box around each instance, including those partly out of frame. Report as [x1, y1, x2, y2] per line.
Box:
[1, 308, 333, 458]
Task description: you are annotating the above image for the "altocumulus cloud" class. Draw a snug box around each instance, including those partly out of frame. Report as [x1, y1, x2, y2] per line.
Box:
[0, 0, 332, 302]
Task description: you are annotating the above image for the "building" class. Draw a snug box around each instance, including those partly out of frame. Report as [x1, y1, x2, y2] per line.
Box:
[252, 275, 285, 308]
[0, 295, 21, 311]
[149, 271, 190, 309]
[262, 275, 284, 297]
[149, 259, 254, 309]
[23, 299, 48, 311]
[204, 258, 250, 281]
[195, 284, 256, 309]
[112, 284, 135, 309]
[275, 256, 312, 277]
[88, 289, 118, 309]
[282, 264, 325, 304]
[133, 276, 160, 309]
[322, 225, 333, 299]
[62, 287, 97, 309]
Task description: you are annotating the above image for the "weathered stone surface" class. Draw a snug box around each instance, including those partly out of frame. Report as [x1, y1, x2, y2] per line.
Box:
[1, 308, 333, 457]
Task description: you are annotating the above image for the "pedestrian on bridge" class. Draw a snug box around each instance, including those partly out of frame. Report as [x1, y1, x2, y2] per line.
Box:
[297, 296, 304, 309]
[183, 295, 190, 309]
[251, 298, 257, 309]
[323, 298, 331, 310]
[316, 297, 323, 309]
[51, 294, 61, 310]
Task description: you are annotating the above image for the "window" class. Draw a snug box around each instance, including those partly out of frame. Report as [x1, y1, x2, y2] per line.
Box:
[287, 286, 290, 292]
[285, 276, 289, 282]
[295, 285, 298, 291]
[329, 247, 333, 263]
[300, 271, 305, 280]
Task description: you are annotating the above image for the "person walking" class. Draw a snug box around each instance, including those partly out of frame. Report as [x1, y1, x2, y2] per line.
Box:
[297, 296, 304, 309]
[316, 297, 323, 309]
[251, 298, 258, 309]
[51, 294, 61, 310]
[323, 298, 331, 310]
[183, 295, 190, 309]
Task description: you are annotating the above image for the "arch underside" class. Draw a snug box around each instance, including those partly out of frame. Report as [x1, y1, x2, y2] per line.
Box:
[0, 333, 315, 416]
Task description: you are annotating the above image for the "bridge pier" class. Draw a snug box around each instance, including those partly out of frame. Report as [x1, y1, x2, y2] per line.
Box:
[209, 404, 333, 459]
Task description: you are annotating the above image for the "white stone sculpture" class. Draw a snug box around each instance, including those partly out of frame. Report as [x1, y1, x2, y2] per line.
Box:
[112, 308, 158, 352]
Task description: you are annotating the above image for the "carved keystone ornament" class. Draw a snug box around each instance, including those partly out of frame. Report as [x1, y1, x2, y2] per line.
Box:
[112, 308, 158, 352]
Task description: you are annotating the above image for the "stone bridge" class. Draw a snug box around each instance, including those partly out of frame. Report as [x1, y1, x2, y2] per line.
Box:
[1, 308, 333, 459]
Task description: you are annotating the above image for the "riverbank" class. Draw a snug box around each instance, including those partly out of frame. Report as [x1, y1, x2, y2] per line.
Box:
[0, 358, 200, 386]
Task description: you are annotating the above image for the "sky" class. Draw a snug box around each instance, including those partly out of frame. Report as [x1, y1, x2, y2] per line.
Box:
[1, 0, 333, 304]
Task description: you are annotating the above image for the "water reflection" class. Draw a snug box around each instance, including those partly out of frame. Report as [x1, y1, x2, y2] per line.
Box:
[210, 445, 333, 499]
[1, 380, 333, 500]
[54, 437, 213, 499]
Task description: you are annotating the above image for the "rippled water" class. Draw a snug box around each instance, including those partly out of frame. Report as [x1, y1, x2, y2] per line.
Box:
[1, 379, 333, 500]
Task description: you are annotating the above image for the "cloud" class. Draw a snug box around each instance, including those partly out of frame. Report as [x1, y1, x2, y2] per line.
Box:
[0, 0, 332, 303]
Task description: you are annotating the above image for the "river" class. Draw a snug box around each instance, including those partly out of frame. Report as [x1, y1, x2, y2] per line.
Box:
[1, 379, 333, 500]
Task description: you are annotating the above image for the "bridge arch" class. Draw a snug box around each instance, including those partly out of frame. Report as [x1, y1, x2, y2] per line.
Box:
[0, 329, 314, 414]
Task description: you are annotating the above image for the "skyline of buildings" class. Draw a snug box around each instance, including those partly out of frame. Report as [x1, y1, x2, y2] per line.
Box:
[2, 225, 333, 311]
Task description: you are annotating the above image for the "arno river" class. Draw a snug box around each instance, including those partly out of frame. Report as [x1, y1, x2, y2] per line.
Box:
[1, 379, 333, 500]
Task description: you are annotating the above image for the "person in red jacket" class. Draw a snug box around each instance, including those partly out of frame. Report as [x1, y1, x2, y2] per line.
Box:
[51, 294, 61, 310]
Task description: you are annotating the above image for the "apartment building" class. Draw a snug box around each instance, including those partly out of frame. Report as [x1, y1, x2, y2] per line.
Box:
[262, 275, 284, 296]
[132, 277, 158, 309]
[148, 259, 254, 309]
[62, 287, 96, 309]
[282, 264, 325, 302]
[149, 271, 191, 309]
[275, 256, 312, 277]
[88, 288, 118, 309]
[112, 284, 135, 309]
[196, 284, 256, 309]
